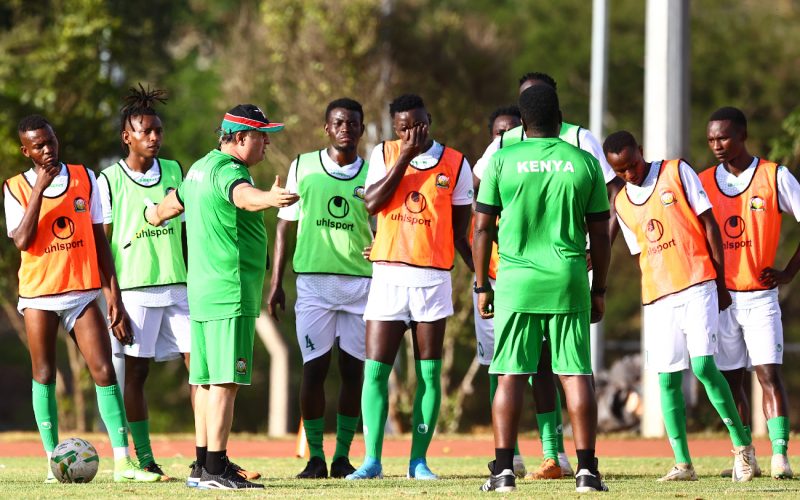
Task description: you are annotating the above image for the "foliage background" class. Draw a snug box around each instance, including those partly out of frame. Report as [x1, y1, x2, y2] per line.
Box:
[1, 0, 799, 434]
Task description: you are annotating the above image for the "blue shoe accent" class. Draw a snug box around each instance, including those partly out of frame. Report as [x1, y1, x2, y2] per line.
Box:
[408, 458, 439, 480]
[345, 457, 383, 480]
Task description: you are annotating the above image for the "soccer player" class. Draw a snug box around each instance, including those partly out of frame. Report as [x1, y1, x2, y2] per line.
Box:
[471, 105, 527, 477]
[474, 84, 610, 493]
[268, 98, 372, 479]
[96, 85, 191, 481]
[699, 107, 799, 479]
[145, 104, 299, 489]
[345, 94, 473, 481]
[474, 72, 624, 480]
[605, 130, 755, 482]
[3, 115, 160, 483]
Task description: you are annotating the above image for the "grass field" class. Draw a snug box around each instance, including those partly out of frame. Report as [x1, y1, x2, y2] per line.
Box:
[1, 456, 799, 499]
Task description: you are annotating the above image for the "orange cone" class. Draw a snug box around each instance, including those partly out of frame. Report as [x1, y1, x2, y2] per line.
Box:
[295, 419, 309, 458]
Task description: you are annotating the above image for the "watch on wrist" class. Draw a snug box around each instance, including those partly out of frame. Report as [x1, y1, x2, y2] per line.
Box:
[473, 281, 493, 294]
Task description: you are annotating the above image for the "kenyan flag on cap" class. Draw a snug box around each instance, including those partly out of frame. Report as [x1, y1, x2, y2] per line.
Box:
[221, 104, 285, 133]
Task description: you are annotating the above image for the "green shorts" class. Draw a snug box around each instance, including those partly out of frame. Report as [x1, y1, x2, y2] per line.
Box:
[189, 316, 256, 385]
[489, 308, 591, 375]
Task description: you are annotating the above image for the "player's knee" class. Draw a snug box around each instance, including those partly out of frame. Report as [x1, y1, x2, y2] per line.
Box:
[91, 363, 117, 387]
[31, 366, 56, 385]
[756, 365, 782, 392]
[658, 371, 682, 391]
[125, 359, 150, 384]
[689, 355, 719, 384]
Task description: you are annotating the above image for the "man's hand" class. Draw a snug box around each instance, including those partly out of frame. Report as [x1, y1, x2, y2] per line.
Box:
[362, 243, 373, 260]
[717, 287, 733, 311]
[266, 175, 300, 208]
[34, 163, 60, 191]
[107, 297, 133, 345]
[267, 284, 286, 322]
[759, 267, 792, 288]
[590, 293, 605, 323]
[398, 123, 428, 160]
[477, 290, 495, 319]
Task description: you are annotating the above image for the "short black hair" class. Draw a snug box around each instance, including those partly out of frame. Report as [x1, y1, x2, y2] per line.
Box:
[518, 72, 557, 90]
[488, 105, 521, 135]
[18, 115, 52, 134]
[325, 97, 364, 123]
[389, 94, 425, 117]
[120, 83, 167, 154]
[518, 85, 560, 133]
[708, 106, 747, 132]
[603, 130, 639, 155]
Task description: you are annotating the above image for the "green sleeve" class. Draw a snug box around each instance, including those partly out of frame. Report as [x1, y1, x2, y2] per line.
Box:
[213, 162, 253, 205]
[476, 154, 502, 209]
[585, 156, 610, 215]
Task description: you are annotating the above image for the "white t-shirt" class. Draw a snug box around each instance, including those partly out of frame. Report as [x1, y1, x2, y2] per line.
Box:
[366, 140, 473, 286]
[617, 160, 715, 306]
[96, 159, 187, 307]
[4, 163, 104, 310]
[712, 157, 800, 307]
[474, 126, 617, 185]
[277, 150, 371, 301]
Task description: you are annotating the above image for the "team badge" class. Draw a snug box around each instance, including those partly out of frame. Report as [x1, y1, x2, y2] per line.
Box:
[74, 197, 87, 213]
[435, 173, 450, 189]
[749, 196, 765, 211]
[235, 358, 247, 375]
[659, 190, 676, 206]
[353, 186, 365, 200]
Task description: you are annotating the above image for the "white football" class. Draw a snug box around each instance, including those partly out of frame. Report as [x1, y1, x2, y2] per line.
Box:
[49, 437, 100, 483]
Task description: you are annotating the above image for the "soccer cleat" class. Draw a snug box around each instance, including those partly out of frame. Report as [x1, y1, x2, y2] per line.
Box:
[345, 457, 383, 480]
[526, 458, 563, 480]
[732, 444, 756, 482]
[296, 456, 328, 479]
[559, 452, 575, 477]
[721, 445, 762, 478]
[512, 454, 527, 478]
[330, 456, 357, 478]
[408, 458, 439, 480]
[575, 468, 608, 493]
[771, 453, 793, 479]
[44, 467, 57, 484]
[113, 456, 162, 482]
[186, 461, 202, 487]
[225, 457, 261, 480]
[143, 462, 173, 481]
[657, 463, 698, 481]
[198, 464, 264, 489]
[480, 468, 516, 492]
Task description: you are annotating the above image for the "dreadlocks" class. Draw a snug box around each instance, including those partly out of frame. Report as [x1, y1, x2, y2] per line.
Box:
[120, 83, 167, 155]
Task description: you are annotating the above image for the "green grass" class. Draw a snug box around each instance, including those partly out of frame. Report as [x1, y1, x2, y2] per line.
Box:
[1, 456, 799, 499]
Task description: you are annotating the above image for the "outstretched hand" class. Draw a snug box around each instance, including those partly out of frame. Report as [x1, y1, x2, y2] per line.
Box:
[268, 175, 300, 208]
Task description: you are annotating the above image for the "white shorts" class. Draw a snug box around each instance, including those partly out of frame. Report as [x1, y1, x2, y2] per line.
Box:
[363, 277, 453, 323]
[295, 281, 368, 364]
[18, 290, 99, 333]
[117, 299, 191, 361]
[643, 284, 719, 373]
[715, 300, 783, 370]
[473, 277, 496, 366]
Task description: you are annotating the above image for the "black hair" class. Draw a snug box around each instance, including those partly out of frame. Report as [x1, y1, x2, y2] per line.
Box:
[488, 105, 521, 135]
[518, 72, 557, 90]
[18, 114, 52, 134]
[120, 83, 167, 154]
[389, 94, 425, 117]
[325, 98, 364, 123]
[708, 106, 747, 132]
[603, 130, 639, 155]
[518, 85, 560, 133]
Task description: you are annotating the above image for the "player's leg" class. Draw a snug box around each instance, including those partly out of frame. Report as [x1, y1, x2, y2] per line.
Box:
[70, 300, 160, 482]
[24, 308, 61, 483]
[529, 348, 563, 479]
[331, 310, 366, 478]
[187, 319, 209, 487]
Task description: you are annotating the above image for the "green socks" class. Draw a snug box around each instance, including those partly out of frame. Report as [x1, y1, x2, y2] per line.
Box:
[304, 417, 326, 460]
[536, 410, 559, 461]
[361, 360, 392, 461]
[767, 416, 789, 455]
[690, 355, 750, 447]
[658, 371, 692, 464]
[129, 420, 154, 467]
[490, 373, 520, 455]
[95, 384, 129, 448]
[410, 359, 442, 461]
[334, 414, 359, 461]
[32, 380, 58, 452]
[554, 387, 566, 453]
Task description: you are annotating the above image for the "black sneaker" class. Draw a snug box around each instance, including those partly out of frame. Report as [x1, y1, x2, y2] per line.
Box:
[296, 456, 328, 479]
[198, 464, 265, 489]
[575, 468, 608, 493]
[480, 468, 516, 492]
[186, 461, 202, 488]
[330, 456, 356, 478]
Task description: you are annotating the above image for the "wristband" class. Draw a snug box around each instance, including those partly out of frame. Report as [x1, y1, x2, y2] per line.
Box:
[473, 281, 493, 294]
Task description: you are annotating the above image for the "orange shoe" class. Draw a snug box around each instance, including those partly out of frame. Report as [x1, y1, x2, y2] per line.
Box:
[525, 458, 563, 480]
[227, 459, 261, 480]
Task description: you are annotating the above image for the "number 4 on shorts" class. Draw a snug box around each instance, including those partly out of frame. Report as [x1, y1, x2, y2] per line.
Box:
[305, 335, 316, 351]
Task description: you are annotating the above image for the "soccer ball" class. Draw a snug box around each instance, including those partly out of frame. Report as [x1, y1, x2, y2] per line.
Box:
[49, 437, 100, 483]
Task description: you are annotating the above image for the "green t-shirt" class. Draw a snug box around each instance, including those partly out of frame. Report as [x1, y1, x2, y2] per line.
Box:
[176, 149, 267, 321]
[476, 137, 609, 313]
